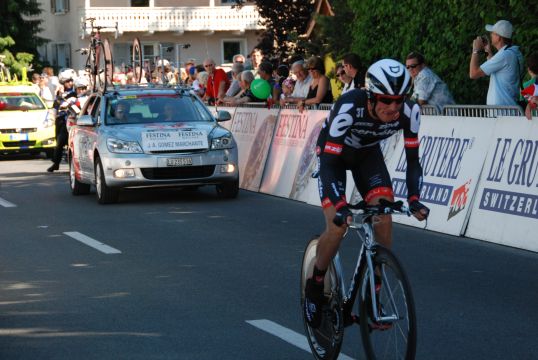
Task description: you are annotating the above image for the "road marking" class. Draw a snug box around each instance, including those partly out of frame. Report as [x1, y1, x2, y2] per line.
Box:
[246, 319, 355, 360]
[63, 232, 121, 254]
[0, 197, 16, 208]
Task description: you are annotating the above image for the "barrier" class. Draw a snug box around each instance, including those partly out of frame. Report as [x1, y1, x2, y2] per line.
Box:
[443, 105, 523, 118]
[386, 116, 497, 235]
[465, 116, 538, 251]
[420, 105, 440, 115]
[217, 102, 537, 252]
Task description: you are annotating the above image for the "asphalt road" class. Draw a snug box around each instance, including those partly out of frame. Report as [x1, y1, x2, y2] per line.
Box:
[1, 155, 537, 360]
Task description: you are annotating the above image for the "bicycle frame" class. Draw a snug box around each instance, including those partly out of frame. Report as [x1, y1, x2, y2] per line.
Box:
[335, 214, 401, 324]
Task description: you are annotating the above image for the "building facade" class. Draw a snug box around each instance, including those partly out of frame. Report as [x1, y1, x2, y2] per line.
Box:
[36, 0, 263, 72]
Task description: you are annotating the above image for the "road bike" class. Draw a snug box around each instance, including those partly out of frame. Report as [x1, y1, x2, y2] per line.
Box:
[301, 199, 417, 360]
[80, 18, 116, 91]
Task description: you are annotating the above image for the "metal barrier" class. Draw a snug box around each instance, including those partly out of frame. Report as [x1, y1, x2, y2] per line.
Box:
[443, 105, 523, 117]
[420, 105, 440, 115]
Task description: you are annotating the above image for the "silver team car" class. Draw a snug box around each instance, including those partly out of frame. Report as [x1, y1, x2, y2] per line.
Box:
[68, 86, 238, 204]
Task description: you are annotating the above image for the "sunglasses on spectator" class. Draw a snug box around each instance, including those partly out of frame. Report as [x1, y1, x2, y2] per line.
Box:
[375, 94, 405, 105]
[204, 64, 213, 68]
[406, 63, 420, 69]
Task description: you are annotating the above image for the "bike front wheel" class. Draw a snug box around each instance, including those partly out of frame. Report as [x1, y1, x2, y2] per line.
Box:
[301, 237, 344, 360]
[358, 246, 417, 360]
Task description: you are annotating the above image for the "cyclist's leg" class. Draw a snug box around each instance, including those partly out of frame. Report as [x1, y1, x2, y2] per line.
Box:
[351, 144, 394, 249]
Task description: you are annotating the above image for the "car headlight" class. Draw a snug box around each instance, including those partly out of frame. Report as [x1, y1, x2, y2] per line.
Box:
[211, 134, 234, 150]
[107, 137, 143, 153]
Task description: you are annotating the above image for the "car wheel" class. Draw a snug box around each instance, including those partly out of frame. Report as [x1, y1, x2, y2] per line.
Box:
[95, 157, 119, 204]
[69, 153, 90, 195]
[216, 179, 239, 199]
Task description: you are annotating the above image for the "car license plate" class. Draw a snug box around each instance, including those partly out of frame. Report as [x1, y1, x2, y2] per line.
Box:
[9, 133, 28, 141]
[166, 157, 193, 166]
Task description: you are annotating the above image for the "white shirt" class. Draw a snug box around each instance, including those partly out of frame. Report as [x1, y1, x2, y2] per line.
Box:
[291, 74, 312, 98]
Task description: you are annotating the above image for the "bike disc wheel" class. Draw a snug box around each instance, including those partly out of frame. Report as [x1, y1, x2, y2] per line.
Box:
[301, 237, 344, 360]
[358, 246, 417, 360]
[132, 37, 143, 84]
[95, 39, 113, 91]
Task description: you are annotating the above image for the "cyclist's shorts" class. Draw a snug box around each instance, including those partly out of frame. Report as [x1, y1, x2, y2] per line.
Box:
[318, 144, 394, 208]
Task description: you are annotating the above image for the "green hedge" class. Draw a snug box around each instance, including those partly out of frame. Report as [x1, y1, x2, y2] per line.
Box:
[320, 0, 538, 104]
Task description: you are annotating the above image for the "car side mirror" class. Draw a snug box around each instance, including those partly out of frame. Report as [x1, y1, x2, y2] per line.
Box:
[216, 110, 232, 122]
[77, 114, 95, 126]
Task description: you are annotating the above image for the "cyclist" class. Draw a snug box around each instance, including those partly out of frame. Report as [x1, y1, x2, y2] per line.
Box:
[47, 68, 77, 172]
[304, 59, 430, 328]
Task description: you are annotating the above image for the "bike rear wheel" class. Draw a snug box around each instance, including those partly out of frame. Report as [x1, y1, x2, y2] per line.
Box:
[92, 39, 114, 92]
[301, 237, 344, 360]
[132, 37, 143, 84]
[358, 246, 417, 360]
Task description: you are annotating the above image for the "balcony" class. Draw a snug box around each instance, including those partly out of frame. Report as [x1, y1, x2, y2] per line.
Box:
[79, 6, 263, 37]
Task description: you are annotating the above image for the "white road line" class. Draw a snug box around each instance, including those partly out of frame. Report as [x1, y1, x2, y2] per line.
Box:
[246, 319, 355, 360]
[63, 232, 121, 255]
[0, 197, 16, 208]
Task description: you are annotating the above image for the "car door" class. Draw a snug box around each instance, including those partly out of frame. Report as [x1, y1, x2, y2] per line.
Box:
[77, 95, 101, 180]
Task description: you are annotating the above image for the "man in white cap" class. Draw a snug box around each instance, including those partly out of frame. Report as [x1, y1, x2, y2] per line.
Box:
[469, 20, 524, 106]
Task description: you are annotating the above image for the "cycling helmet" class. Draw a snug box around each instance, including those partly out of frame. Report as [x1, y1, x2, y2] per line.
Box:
[58, 68, 77, 84]
[365, 59, 411, 97]
[74, 76, 89, 89]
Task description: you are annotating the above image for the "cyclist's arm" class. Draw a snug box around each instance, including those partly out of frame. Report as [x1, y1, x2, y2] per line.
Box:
[403, 103, 423, 203]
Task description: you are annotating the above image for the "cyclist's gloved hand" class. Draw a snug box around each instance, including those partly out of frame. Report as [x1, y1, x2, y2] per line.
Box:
[333, 206, 353, 227]
[409, 199, 429, 220]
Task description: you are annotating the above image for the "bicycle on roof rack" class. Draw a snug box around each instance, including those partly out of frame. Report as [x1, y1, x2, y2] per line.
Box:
[79, 17, 117, 92]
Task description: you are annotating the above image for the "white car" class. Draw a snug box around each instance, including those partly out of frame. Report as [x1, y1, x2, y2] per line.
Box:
[0, 85, 55, 156]
[68, 86, 238, 204]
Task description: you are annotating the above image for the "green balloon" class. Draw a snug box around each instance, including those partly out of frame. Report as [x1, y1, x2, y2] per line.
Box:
[251, 78, 271, 100]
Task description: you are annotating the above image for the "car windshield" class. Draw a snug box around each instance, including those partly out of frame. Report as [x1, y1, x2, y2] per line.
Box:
[105, 93, 214, 125]
[0, 93, 46, 110]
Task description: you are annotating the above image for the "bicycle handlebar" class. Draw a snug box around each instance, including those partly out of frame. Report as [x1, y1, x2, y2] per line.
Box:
[349, 199, 412, 216]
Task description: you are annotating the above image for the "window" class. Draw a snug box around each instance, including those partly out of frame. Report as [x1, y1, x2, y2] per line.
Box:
[131, 0, 149, 6]
[222, 40, 245, 64]
[51, 0, 70, 14]
[52, 43, 71, 69]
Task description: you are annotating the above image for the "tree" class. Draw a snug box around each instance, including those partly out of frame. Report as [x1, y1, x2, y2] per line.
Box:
[234, 0, 316, 62]
[0, 0, 46, 76]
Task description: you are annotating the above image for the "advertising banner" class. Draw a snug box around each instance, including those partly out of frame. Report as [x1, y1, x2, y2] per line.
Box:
[229, 106, 279, 192]
[466, 117, 538, 251]
[387, 116, 495, 235]
[260, 109, 327, 199]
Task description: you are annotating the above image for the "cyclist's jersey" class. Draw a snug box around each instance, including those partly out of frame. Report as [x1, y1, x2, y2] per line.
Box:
[316, 89, 423, 209]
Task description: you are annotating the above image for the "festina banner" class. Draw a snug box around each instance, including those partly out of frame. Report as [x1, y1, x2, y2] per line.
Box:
[229, 106, 280, 192]
[466, 117, 538, 252]
[260, 108, 327, 198]
[386, 115, 495, 235]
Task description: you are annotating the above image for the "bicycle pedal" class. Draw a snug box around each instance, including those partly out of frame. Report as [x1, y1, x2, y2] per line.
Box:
[368, 321, 393, 332]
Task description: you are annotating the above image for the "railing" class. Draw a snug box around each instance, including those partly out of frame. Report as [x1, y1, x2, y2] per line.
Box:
[420, 105, 440, 115]
[79, 6, 263, 36]
[443, 104, 523, 117]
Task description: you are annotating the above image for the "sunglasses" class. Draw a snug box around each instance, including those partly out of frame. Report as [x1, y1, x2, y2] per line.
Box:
[308, 68, 316, 71]
[406, 64, 420, 69]
[338, 71, 346, 76]
[204, 64, 213, 68]
[375, 94, 405, 105]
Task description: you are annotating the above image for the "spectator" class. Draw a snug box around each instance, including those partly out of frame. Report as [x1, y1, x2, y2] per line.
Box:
[341, 53, 364, 94]
[245, 48, 263, 75]
[184, 59, 196, 81]
[257, 61, 277, 98]
[32, 73, 54, 106]
[281, 77, 296, 100]
[298, 56, 333, 112]
[335, 63, 352, 92]
[521, 52, 538, 100]
[521, 83, 537, 120]
[406, 51, 455, 112]
[222, 71, 264, 106]
[193, 71, 208, 98]
[273, 64, 290, 101]
[225, 62, 245, 97]
[42, 67, 59, 96]
[469, 19, 524, 106]
[203, 58, 230, 105]
[279, 60, 312, 107]
[227, 54, 246, 80]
